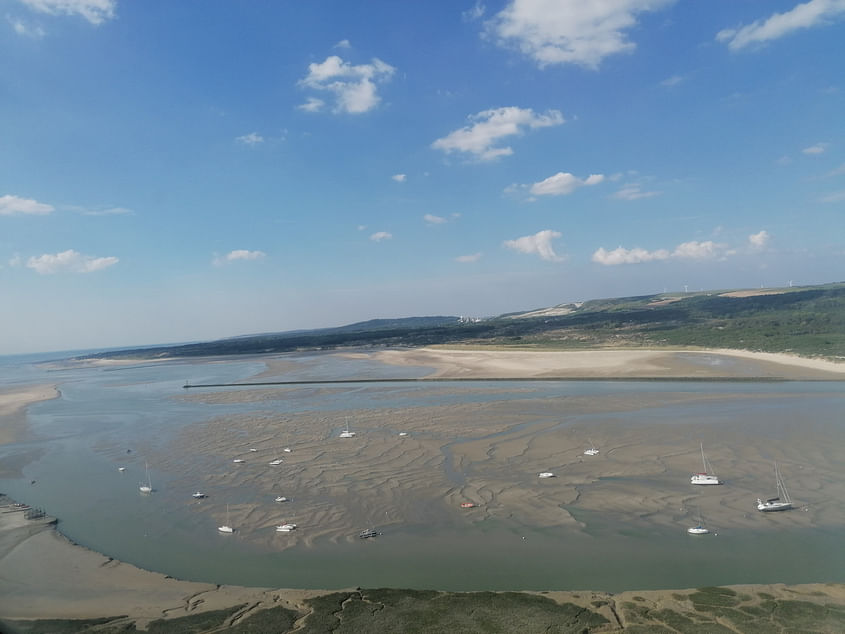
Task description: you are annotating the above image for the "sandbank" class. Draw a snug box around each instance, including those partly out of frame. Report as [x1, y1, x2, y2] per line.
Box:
[0, 385, 58, 446]
[368, 347, 845, 380]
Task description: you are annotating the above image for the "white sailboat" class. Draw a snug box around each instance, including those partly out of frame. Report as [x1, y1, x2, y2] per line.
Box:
[757, 463, 793, 512]
[139, 462, 152, 493]
[218, 504, 234, 533]
[687, 508, 710, 535]
[275, 522, 297, 532]
[584, 439, 599, 456]
[538, 472, 555, 478]
[339, 419, 356, 438]
[690, 443, 721, 485]
[268, 459, 283, 465]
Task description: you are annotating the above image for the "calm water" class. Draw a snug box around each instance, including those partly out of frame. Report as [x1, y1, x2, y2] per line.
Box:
[1, 351, 843, 592]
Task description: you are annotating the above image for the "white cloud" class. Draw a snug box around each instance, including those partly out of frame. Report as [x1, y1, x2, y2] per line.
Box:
[776, 155, 793, 166]
[819, 189, 845, 203]
[236, 132, 264, 146]
[8, 16, 45, 37]
[370, 231, 392, 242]
[432, 106, 563, 161]
[226, 249, 266, 261]
[717, 0, 845, 51]
[19, 0, 116, 25]
[0, 194, 54, 215]
[592, 240, 727, 266]
[456, 252, 482, 263]
[299, 55, 395, 114]
[748, 230, 771, 251]
[26, 249, 118, 274]
[392, 173, 406, 182]
[592, 246, 670, 265]
[463, 1, 486, 21]
[424, 213, 447, 225]
[80, 206, 133, 216]
[214, 249, 266, 265]
[802, 142, 828, 155]
[672, 240, 720, 259]
[660, 75, 684, 87]
[613, 184, 661, 200]
[334, 39, 351, 49]
[298, 97, 325, 113]
[488, 0, 674, 69]
[503, 229, 563, 262]
[826, 163, 845, 176]
[528, 171, 604, 196]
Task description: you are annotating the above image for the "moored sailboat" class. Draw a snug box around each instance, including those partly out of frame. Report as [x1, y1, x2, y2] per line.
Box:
[690, 443, 721, 485]
[757, 463, 793, 512]
[218, 504, 234, 533]
[139, 462, 153, 493]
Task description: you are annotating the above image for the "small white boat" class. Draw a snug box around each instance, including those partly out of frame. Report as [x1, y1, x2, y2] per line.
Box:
[276, 522, 297, 532]
[687, 507, 710, 534]
[218, 504, 234, 533]
[399, 432, 408, 437]
[249, 448, 258, 452]
[118, 467, 126, 472]
[584, 439, 599, 456]
[757, 463, 793, 512]
[538, 472, 555, 479]
[192, 492, 206, 499]
[690, 443, 721, 485]
[359, 528, 379, 539]
[232, 458, 245, 463]
[268, 459, 283, 465]
[139, 462, 153, 493]
[283, 447, 292, 453]
[275, 496, 289, 503]
[339, 420, 356, 438]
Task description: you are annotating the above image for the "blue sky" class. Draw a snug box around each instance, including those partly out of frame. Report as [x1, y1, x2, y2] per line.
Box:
[1, 0, 844, 354]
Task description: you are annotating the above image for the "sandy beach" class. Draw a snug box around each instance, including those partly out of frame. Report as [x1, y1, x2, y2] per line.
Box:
[0, 385, 58, 446]
[369, 347, 845, 380]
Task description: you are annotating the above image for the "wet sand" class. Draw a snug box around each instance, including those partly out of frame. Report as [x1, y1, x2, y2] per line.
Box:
[168, 385, 845, 551]
[0, 385, 58, 446]
[2, 348, 844, 624]
[0, 496, 321, 623]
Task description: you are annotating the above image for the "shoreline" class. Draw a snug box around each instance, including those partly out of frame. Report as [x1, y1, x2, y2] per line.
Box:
[1, 495, 842, 629]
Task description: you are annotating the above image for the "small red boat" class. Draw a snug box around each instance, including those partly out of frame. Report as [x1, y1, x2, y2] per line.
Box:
[460, 502, 476, 509]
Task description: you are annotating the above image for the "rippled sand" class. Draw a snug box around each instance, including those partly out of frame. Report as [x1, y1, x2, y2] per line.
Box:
[167, 383, 845, 551]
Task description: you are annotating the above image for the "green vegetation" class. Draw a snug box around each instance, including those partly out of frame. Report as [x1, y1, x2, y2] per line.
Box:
[4, 585, 845, 633]
[295, 589, 609, 634]
[82, 283, 845, 363]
